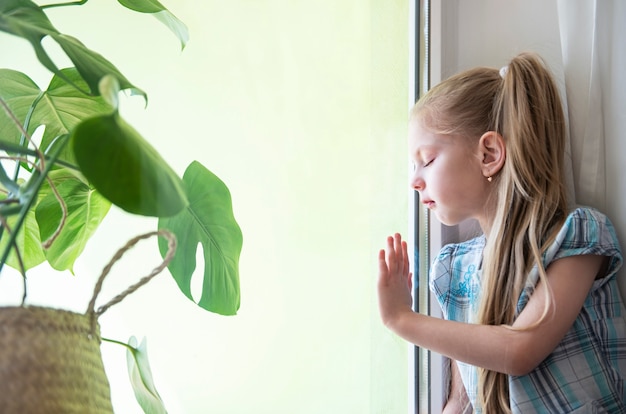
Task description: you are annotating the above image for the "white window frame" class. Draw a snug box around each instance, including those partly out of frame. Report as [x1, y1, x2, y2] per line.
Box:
[408, 1, 461, 412]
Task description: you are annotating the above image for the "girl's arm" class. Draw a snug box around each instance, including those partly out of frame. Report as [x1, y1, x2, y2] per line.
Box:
[442, 359, 471, 414]
[378, 233, 606, 376]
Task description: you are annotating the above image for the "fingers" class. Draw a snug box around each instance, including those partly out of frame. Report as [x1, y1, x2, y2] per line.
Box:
[394, 233, 402, 254]
[402, 239, 410, 276]
[386, 235, 399, 274]
[377, 234, 414, 326]
[378, 249, 388, 276]
[380, 233, 410, 277]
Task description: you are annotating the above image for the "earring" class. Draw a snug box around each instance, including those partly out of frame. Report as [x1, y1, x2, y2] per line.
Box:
[487, 176, 492, 182]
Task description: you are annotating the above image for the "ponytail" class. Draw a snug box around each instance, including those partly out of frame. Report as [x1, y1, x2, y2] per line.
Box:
[477, 53, 568, 413]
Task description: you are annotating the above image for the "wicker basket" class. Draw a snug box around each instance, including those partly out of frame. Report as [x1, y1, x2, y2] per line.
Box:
[0, 230, 176, 414]
[0, 306, 114, 413]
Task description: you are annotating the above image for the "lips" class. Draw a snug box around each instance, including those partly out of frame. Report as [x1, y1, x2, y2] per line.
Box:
[422, 199, 435, 208]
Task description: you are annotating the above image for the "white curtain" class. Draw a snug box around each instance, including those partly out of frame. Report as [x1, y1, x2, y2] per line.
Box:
[557, 0, 625, 210]
[557, 0, 626, 296]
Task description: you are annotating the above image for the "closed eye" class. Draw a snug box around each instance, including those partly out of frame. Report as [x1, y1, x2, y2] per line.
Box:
[424, 159, 434, 167]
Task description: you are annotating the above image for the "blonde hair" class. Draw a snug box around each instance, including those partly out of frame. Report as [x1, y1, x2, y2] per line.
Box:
[413, 52, 568, 413]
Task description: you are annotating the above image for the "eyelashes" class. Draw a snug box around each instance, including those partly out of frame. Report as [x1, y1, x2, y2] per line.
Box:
[411, 158, 435, 172]
[411, 159, 434, 172]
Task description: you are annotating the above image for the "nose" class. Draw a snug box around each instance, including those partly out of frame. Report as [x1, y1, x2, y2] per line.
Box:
[410, 171, 425, 192]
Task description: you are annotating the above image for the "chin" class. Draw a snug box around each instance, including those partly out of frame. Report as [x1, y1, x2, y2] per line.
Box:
[432, 212, 462, 227]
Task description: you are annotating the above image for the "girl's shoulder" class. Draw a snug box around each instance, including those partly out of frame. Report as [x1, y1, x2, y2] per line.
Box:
[546, 205, 623, 279]
[565, 205, 615, 228]
[554, 206, 621, 253]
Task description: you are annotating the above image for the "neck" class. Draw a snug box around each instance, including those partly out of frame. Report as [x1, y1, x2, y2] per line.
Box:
[478, 199, 497, 239]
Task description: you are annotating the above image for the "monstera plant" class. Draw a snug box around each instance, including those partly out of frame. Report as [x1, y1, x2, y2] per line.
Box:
[0, 0, 242, 412]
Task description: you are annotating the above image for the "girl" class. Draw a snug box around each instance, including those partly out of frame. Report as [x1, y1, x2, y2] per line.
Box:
[377, 52, 625, 413]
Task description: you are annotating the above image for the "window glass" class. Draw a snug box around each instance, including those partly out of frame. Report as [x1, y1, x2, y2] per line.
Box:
[0, 1, 410, 412]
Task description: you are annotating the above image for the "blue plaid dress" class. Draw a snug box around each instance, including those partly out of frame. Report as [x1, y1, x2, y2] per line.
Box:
[430, 207, 626, 413]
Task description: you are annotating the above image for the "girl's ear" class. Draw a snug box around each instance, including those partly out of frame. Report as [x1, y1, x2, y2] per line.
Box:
[479, 131, 506, 178]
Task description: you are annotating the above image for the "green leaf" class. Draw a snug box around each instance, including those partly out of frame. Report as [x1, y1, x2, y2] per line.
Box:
[126, 336, 168, 414]
[0, 69, 43, 148]
[97, 74, 121, 110]
[0, 197, 45, 272]
[118, 0, 164, 13]
[0, 135, 66, 273]
[35, 169, 111, 273]
[158, 161, 242, 315]
[0, 1, 61, 80]
[0, 0, 145, 98]
[0, 68, 113, 165]
[0, 0, 56, 36]
[117, 0, 189, 50]
[52, 33, 146, 98]
[153, 10, 189, 50]
[0, 160, 20, 195]
[71, 112, 188, 217]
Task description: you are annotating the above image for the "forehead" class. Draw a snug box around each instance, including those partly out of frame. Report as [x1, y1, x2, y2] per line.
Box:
[408, 118, 455, 153]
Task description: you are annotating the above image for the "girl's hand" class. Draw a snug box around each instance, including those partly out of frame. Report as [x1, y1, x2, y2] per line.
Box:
[377, 233, 413, 329]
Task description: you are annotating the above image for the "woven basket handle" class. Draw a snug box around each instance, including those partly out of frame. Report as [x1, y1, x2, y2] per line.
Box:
[86, 230, 177, 324]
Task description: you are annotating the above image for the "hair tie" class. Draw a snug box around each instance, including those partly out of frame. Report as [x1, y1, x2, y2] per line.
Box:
[499, 65, 508, 79]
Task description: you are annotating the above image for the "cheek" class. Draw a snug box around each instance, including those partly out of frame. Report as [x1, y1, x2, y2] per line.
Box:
[431, 162, 480, 196]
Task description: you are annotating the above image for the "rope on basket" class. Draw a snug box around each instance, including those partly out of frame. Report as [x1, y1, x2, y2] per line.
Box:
[86, 229, 177, 336]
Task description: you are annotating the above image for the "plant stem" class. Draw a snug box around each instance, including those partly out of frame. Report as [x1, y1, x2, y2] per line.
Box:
[41, 175, 68, 249]
[0, 98, 28, 139]
[0, 142, 79, 170]
[0, 93, 47, 180]
[0, 216, 26, 283]
[40, 0, 89, 10]
[102, 337, 136, 352]
[0, 142, 65, 275]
